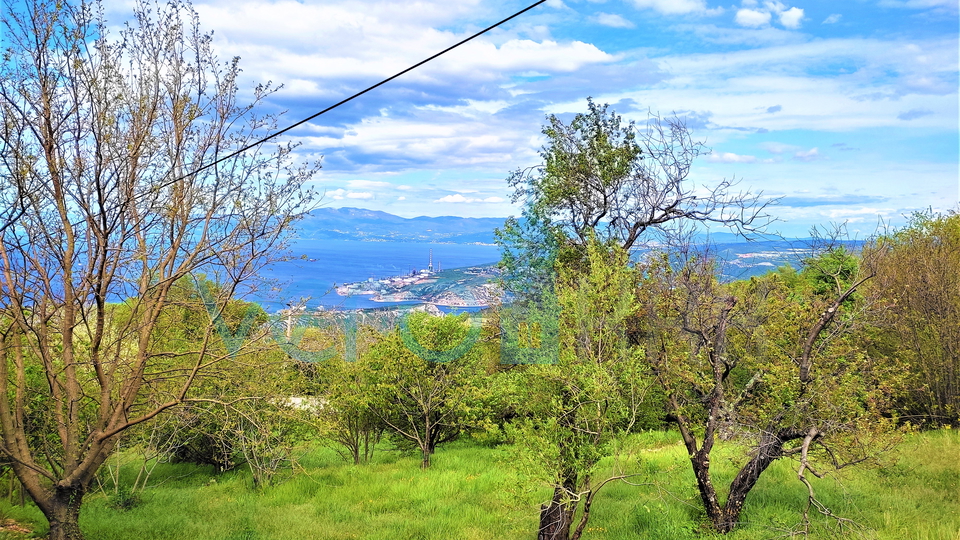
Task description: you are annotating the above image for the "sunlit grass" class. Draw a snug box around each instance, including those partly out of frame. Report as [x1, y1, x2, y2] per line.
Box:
[0, 430, 956, 539]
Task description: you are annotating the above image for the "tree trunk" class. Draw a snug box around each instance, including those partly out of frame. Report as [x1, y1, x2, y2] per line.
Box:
[689, 451, 724, 529]
[538, 485, 574, 540]
[44, 485, 86, 540]
[714, 429, 801, 533]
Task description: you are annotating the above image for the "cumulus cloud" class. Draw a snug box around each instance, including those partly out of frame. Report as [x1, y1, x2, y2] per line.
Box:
[779, 7, 804, 28]
[735, 8, 771, 27]
[347, 192, 374, 199]
[734, 2, 804, 29]
[434, 194, 504, 203]
[898, 108, 935, 120]
[592, 12, 636, 28]
[823, 13, 842, 24]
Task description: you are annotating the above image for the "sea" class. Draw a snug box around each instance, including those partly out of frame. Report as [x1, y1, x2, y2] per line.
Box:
[248, 240, 501, 312]
[243, 238, 826, 313]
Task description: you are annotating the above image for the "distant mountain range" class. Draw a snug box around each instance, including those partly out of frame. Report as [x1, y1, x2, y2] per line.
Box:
[295, 208, 760, 245]
[296, 207, 505, 244]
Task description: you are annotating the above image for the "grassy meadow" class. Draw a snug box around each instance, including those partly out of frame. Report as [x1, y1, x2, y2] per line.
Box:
[0, 429, 956, 540]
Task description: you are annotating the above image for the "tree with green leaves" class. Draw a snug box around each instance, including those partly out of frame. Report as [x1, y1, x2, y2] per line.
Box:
[496, 99, 773, 539]
[508, 240, 651, 540]
[364, 311, 494, 469]
[0, 0, 316, 536]
[498, 98, 774, 262]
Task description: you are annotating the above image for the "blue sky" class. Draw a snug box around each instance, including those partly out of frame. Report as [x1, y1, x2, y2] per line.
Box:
[120, 0, 958, 236]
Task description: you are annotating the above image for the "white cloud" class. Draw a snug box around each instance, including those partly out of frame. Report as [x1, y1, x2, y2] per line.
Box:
[793, 148, 820, 161]
[397, 196, 406, 201]
[823, 13, 842, 24]
[194, 0, 617, 100]
[593, 12, 636, 28]
[324, 188, 376, 200]
[779, 7, 803, 29]
[733, 3, 805, 29]
[735, 8, 772, 27]
[434, 194, 504, 203]
[617, 37, 959, 132]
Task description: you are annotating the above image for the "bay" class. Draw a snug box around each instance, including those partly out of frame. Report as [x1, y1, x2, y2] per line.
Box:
[248, 240, 501, 311]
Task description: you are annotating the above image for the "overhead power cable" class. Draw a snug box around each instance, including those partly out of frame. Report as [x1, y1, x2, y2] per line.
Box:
[172, 0, 548, 185]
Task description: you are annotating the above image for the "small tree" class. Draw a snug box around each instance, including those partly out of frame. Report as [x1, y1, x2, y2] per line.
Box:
[364, 311, 493, 469]
[313, 356, 386, 465]
[636, 243, 897, 533]
[0, 0, 316, 537]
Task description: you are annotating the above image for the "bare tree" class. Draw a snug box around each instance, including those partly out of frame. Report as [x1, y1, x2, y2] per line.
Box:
[0, 0, 317, 537]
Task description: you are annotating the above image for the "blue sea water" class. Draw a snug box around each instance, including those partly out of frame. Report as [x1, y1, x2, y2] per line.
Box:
[248, 240, 501, 312]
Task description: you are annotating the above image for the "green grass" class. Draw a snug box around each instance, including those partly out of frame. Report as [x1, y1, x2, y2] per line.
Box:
[0, 430, 957, 540]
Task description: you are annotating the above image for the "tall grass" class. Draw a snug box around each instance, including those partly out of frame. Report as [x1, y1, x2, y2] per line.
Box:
[0, 430, 956, 539]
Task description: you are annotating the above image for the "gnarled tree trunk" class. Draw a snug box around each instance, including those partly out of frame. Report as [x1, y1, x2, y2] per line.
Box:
[538, 483, 574, 540]
[687, 426, 805, 533]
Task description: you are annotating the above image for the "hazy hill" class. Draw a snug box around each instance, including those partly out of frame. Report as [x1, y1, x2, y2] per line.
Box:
[296, 207, 505, 244]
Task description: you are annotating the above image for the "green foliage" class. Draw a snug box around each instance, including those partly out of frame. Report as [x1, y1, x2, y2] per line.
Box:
[362, 312, 496, 467]
[634, 243, 903, 533]
[106, 486, 141, 512]
[869, 210, 960, 425]
[797, 246, 862, 307]
[506, 240, 651, 537]
[311, 356, 386, 465]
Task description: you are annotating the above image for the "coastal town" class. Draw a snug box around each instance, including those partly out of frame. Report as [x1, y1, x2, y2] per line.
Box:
[335, 250, 500, 307]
